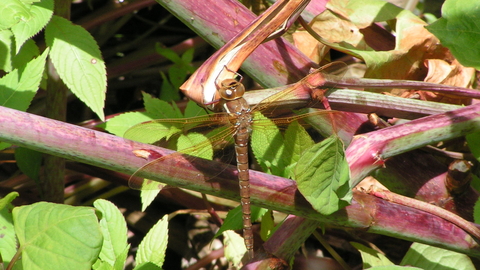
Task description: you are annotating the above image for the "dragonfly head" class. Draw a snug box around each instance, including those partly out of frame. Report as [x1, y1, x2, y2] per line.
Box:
[218, 78, 245, 101]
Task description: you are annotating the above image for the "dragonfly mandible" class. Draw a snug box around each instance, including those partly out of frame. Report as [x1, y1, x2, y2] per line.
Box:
[125, 62, 346, 259]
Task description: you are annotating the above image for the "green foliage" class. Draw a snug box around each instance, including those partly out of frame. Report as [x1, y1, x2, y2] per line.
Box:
[351, 241, 474, 269]
[45, 15, 107, 120]
[215, 205, 268, 238]
[1, 195, 169, 269]
[0, 0, 107, 120]
[223, 230, 246, 267]
[12, 201, 103, 270]
[135, 215, 168, 269]
[350, 242, 395, 269]
[0, 192, 19, 268]
[14, 147, 42, 182]
[466, 131, 480, 162]
[426, 0, 480, 69]
[155, 44, 195, 101]
[295, 135, 351, 215]
[400, 242, 475, 269]
[93, 199, 130, 270]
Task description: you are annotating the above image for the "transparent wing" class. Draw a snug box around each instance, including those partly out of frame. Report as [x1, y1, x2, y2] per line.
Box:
[125, 113, 236, 191]
[252, 61, 348, 112]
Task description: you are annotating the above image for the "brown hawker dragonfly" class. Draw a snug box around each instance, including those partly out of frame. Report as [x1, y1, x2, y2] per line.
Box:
[125, 0, 349, 260]
[124, 62, 347, 259]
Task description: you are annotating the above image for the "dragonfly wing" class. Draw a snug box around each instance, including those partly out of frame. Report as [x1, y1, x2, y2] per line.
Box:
[127, 120, 237, 191]
[251, 61, 348, 112]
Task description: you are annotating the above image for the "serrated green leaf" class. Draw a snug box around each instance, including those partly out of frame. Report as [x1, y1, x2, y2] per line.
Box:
[0, 192, 18, 267]
[12, 39, 39, 69]
[140, 188, 162, 211]
[251, 111, 285, 176]
[0, 0, 31, 30]
[155, 43, 182, 64]
[183, 100, 207, 118]
[158, 71, 179, 102]
[15, 147, 42, 182]
[45, 15, 106, 120]
[181, 48, 195, 69]
[134, 262, 162, 270]
[295, 136, 352, 215]
[400, 242, 475, 270]
[0, 29, 14, 71]
[94, 199, 129, 269]
[143, 92, 182, 119]
[12, 0, 53, 53]
[215, 205, 267, 239]
[13, 202, 103, 270]
[136, 215, 168, 268]
[283, 120, 314, 178]
[177, 133, 213, 159]
[104, 112, 155, 138]
[350, 242, 394, 269]
[426, 0, 480, 69]
[0, 47, 48, 111]
[168, 64, 187, 90]
[223, 230, 246, 267]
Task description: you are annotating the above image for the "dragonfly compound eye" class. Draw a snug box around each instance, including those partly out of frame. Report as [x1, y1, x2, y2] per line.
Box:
[219, 79, 245, 100]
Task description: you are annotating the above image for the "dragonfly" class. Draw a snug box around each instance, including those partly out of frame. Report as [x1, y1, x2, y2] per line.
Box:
[127, 0, 344, 260]
[124, 62, 346, 259]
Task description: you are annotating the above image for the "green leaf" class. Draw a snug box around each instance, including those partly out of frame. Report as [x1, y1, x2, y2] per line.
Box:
[177, 133, 213, 159]
[474, 198, 480, 224]
[12, 39, 39, 69]
[181, 48, 195, 70]
[350, 242, 394, 269]
[94, 199, 129, 269]
[251, 111, 286, 176]
[0, 192, 19, 267]
[0, 0, 31, 30]
[12, 0, 53, 53]
[0, 191, 18, 210]
[134, 262, 162, 270]
[295, 136, 351, 215]
[155, 43, 182, 64]
[283, 120, 314, 178]
[143, 92, 182, 119]
[223, 230, 246, 267]
[13, 202, 103, 270]
[140, 188, 162, 212]
[45, 15, 107, 120]
[400, 242, 475, 270]
[0, 29, 14, 72]
[466, 131, 480, 162]
[158, 71, 179, 102]
[215, 205, 267, 238]
[426, 0, 480, 69]
[136, 215, 168, 268]
[15, 147, 42, 182]
[0, 47, 48, 111]
[104, 112, 155, 138]
[183, 100, 207, 118]
[260, 209, 275, 241]
[169, 64, 188, 90]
